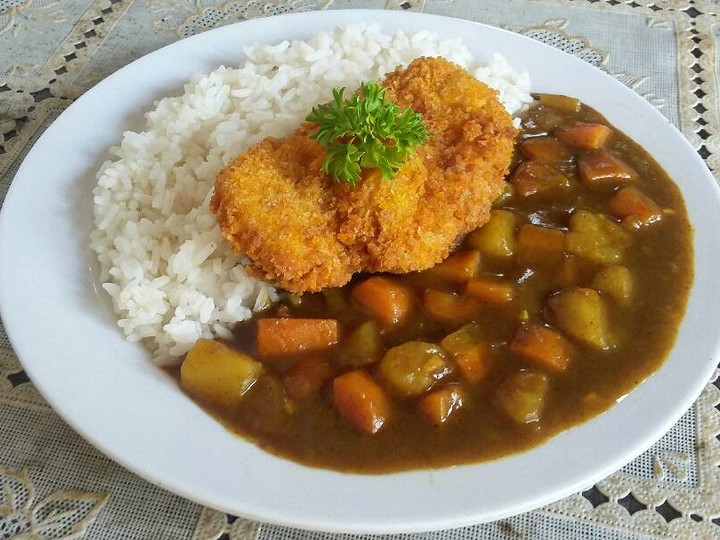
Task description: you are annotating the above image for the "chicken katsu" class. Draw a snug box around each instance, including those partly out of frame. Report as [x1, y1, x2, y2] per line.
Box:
[211, 57, 516, 293]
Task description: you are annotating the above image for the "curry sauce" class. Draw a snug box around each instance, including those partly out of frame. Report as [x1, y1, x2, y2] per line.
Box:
[168, 95, 693, 473]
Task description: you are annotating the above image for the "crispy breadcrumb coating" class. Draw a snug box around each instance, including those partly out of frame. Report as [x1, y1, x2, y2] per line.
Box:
[211, 57, 516, 292]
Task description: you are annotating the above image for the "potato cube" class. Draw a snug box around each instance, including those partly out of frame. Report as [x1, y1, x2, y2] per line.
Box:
[512, 161, 571, 197]
[335, 320, 383, 367]
[608, 187, 663, 228]
[517, 224, 566, 267]
[566, 210, 630, 264]
[466, 209, 517, 260]
[181, 339, 263, 409]
[547, 287, 613, 350]
[418, 385, 464, 425]
[593, 265, 633, 307]
[496, 370, 549, 424]
[539, 94, 582, 114]
[379, 341, 452, 397]
[578, 150, 638, 189]
[509, 323, 571, 372]
[556, 122, 613, 149]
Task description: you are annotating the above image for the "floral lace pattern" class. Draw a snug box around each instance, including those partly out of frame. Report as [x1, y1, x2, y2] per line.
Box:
[0, 1, 718, 539]
[0, 467, 107, 539]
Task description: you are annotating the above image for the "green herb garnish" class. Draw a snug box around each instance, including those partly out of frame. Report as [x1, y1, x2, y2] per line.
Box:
[306, 81, 430, 186]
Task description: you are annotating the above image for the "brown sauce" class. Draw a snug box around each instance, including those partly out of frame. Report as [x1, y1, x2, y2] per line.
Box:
[168, 95, 693, 473]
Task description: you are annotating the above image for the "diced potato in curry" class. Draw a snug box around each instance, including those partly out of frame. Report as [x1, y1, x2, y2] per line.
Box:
[465, 209, 517, 260]
[496, 370, 549, 424]
[512, 161, 571, 197]
[181, 339, 263, 409]
[351, 276, 411, 327]
[509, 323, 571, 372]
[332, 370, 389, 435]
[608, 186, 663, 228]
[335, 320, 383, 367]
[538, 94, 581, 114]
[547, 287, 613, 350]
[379, 341, 452, 397]
[440, 322, 491, 383]
[593, 265, 633, 306]
[418, 385, 464, 425]
[578, 149, 638, 189]
[566, 209, 630, 264]
[257, 318, 338, 357]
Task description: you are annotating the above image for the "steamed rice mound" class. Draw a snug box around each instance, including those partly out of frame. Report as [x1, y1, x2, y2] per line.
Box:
[90, 24, 532, 365]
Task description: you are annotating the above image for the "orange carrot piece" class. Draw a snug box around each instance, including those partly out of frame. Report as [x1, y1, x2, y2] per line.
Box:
[423, 289, 478, 323]
[608, 186, 663, 228]
[417, 385, 464, 425]
[440, 326, 491, 384]
[509, 323, 571, 372]
[519, 137, 573, 162]
[465, 278, 515, 306]
[257, 318, 338, 357]
[351, 276, 411, 327]
[517, 224, 566, 266]
[332, 370, 389, 434]
[512, 161, 571, 197]
[283, 358, 333, 400]
[424, 250, 481, 282]
[578, 150, 638, 188]
[556, 122, 613, 150]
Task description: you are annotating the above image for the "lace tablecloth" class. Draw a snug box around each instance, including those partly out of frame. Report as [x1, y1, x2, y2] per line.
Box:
[1, 1, 718, 539]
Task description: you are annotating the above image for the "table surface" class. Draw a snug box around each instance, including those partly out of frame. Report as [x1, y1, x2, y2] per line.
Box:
[0, 1, 718, 539]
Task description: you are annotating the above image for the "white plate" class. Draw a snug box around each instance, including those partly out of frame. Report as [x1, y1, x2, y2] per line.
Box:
[1, 10, 719, 534]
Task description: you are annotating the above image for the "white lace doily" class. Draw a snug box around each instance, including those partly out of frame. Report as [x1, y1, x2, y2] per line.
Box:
[0, 1, 718, 539]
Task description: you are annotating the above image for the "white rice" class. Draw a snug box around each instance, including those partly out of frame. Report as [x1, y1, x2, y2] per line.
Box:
[90, 24, 533, 365]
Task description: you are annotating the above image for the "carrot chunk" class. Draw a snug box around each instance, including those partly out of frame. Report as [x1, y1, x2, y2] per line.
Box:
[556, 122, 613, 150]
[423, 289, 478, 323]
[424, 250, 481, 282]
[440, 323, 491, 383]
[283, 358, 333, 400]
[519, 137, 573, 162]
[332, 370, 389, 434]
[417, 385, 464, 425]
[517, 224, 566, 266]
[465, 278, 515, 306]
[257, 318, 338, 357]
[512, 161, 571, 197]
[351, 276, 411, 327]
[578, 150, 638, 188]
[608, 186, 663, 228]
[509, 323, 571, 372]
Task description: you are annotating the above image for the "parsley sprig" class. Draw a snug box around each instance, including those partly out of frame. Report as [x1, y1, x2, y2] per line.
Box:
[306, 81, 430, 186]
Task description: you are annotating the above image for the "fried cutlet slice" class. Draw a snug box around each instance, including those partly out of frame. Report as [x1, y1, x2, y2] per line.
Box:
[211, 57, 516, 293]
